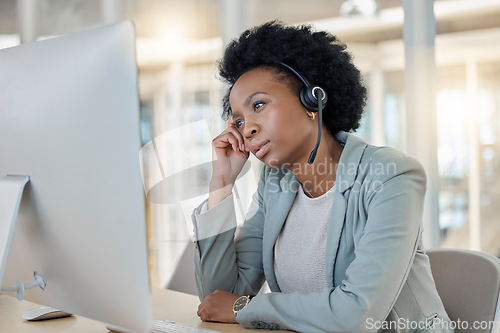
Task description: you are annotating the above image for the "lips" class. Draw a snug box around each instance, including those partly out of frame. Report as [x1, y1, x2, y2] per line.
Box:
[252, 140, 270, 159]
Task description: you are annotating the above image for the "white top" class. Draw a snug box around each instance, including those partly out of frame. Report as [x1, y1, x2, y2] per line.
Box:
[274, 184, 335, 294]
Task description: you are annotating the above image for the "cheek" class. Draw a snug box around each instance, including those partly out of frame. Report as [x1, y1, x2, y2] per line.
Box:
[265, 110, 283, 133]
[266, 107, 310, 143]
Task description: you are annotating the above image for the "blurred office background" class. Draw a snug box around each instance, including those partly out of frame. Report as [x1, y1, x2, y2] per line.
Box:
[1, 0, 499, 291]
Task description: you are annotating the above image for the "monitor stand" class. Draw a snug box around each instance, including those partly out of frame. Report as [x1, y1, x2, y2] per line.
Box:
[0, 175, 71, 320]
[0, 175, 30, 289]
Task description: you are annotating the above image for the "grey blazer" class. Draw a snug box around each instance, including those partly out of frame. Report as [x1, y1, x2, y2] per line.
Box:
[193, 131, 454, 332]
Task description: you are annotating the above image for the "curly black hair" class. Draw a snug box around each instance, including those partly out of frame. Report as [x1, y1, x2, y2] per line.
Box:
[218, 20, 367, 136]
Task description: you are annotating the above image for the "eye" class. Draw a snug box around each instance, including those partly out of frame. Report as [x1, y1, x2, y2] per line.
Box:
[234, 119, 244, 129]
[253, 101, 265, 111]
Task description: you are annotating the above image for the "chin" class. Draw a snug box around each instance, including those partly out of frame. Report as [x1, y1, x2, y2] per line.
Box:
[262, 156, 287, 170]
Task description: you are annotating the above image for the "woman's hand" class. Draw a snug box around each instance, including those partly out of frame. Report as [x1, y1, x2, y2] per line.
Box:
[197, 290, 240, 324]
[208, 120, 249, 208]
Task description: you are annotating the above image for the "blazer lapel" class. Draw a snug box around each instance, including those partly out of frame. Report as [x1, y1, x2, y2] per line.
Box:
[262, 172, 298, 292]
[325, 191, 347, 287]
[324, 131, 368, 287]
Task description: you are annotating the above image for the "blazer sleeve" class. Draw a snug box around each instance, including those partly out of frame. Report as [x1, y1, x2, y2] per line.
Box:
[235, 154, 427, 332]
[193, 170, 267, 300]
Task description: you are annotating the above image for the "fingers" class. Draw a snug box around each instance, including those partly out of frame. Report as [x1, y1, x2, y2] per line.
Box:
[226, 119, 245, 151]
[197, 290, 239, 323]
[226, 126, 245, 152]
[197, 303, 205, 319]
[213, 126, 248, 153]
[197, 296, 212, 322]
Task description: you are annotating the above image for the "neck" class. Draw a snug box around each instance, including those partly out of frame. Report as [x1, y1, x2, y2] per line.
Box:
[289, 132, 343, 198]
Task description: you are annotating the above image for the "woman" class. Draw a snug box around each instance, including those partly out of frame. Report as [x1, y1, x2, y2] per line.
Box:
[192, 21, 453, 332]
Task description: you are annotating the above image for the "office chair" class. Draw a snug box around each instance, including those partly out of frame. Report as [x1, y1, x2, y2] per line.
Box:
[427, 248, 500, 333]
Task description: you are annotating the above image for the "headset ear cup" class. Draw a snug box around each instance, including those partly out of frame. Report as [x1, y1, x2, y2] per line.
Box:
[300, 86, 327, 112]
[299, 86, 318, 112]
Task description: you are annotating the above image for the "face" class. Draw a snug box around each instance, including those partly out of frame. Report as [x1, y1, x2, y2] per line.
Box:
[229, 67, 317, 168]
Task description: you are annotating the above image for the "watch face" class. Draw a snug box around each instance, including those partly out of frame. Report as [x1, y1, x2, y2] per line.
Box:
[233, 296, 249, 312]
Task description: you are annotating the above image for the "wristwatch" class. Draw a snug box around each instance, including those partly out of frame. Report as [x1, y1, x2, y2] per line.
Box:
[233, 295, 251, 314]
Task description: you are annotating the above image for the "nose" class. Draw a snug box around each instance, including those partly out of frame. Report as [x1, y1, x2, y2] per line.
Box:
[242, 118, 259, 139]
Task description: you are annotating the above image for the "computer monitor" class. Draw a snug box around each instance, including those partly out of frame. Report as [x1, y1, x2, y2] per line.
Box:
[0, 22, 152, 333]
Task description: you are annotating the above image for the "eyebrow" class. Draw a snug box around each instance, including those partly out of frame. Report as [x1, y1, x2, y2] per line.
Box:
[231, 92, 268, 119]
[244, 92, 268, 106]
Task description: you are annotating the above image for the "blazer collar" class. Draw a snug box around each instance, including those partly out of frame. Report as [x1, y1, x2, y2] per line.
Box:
[263, 173, 298, 291]
[334, 131, 368, 193]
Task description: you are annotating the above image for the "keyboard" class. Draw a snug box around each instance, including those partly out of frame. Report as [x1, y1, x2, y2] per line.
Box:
[152, 320, 221, 333]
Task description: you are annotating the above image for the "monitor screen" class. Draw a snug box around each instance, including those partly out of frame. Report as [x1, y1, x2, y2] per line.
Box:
[0, 21, 152, 333]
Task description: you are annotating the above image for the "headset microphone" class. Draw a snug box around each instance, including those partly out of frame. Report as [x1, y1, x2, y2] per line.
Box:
[307, 88, 324, 164]
[278, 62, 327, 164]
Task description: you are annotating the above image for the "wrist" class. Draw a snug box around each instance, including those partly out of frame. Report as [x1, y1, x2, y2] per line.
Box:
[208, 181, 233, 210]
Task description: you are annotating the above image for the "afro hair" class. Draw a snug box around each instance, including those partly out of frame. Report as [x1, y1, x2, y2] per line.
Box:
[218, 20, 367, 136]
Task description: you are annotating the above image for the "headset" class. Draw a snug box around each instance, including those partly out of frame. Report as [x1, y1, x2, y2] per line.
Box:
[278, 62, 328, 164]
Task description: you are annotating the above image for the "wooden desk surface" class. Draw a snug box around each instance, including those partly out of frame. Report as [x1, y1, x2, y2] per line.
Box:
[0, 288, 287, 333]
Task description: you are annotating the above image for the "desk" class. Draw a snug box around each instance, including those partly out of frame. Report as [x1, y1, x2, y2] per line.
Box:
[0, 288, 287, 332]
